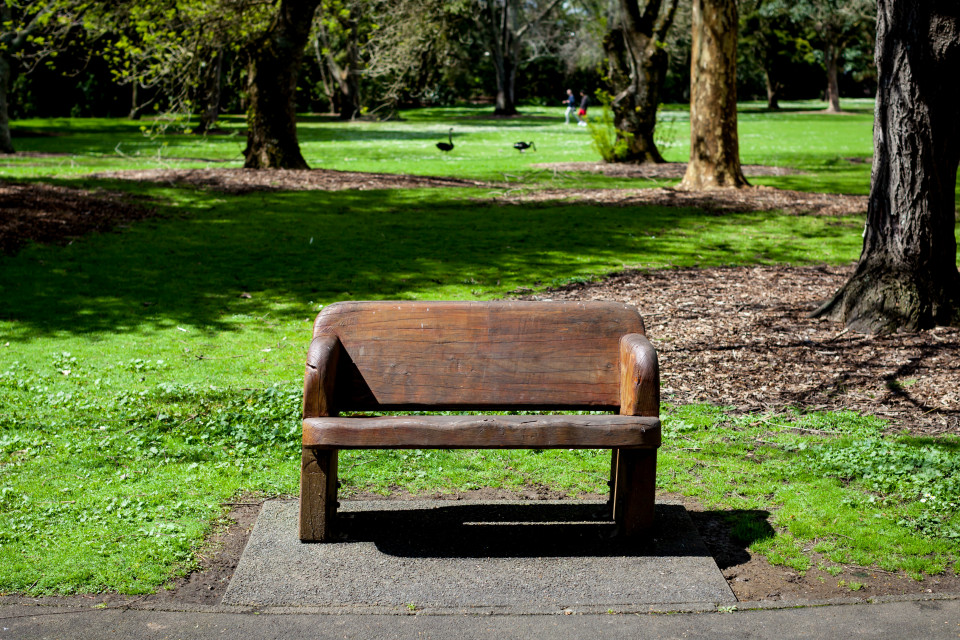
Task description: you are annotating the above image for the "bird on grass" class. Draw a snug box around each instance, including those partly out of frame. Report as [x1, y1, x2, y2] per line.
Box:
[513, 141, 536, 152]
[436, 128, 454, 152]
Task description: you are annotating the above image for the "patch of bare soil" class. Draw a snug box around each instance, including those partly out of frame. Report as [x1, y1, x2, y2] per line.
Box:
[0, 181, 156, 255]
[90, 168, 491, 194]
[492, 184, 868, 216]
[531, 161, 803, 179]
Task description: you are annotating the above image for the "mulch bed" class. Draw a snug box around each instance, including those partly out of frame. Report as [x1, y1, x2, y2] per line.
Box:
[0, 181, 156, 255]
[519, 264, 960, 436]
[491, 185, 868, 216]
[530, 160, 804, 179]
[90, 167, 490, 194]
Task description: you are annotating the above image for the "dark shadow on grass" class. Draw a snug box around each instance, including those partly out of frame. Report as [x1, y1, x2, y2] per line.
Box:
[333, 502, 706, 558]
[688, 509, 774, 570]
[0, 180, 860, 339]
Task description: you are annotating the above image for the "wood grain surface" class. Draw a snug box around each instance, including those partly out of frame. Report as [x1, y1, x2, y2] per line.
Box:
[311, 301, 646, 410]
[303, 414, 661, 448]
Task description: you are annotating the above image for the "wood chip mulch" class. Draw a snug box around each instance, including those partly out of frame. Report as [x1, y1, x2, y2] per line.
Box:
[519, 264, 960, 436]
[530, 161, 804, 178]
[491, 185, 868, 217]
[90, 168, 490, 194]
[0, 181, 156, 255]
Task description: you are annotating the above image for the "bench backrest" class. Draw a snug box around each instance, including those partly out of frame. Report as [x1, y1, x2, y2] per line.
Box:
[312, 300, 646, 411]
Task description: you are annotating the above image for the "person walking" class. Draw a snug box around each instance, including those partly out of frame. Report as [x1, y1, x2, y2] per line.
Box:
[577, 91, 589, 126]
[562, 89, 576, 124]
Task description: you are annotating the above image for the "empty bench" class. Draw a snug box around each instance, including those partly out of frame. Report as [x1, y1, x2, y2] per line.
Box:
[299, 300, 661, 542]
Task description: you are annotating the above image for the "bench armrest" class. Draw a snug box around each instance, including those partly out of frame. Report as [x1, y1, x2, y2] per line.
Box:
[302, 333, 341, 418]
[619, 333, 659, 417]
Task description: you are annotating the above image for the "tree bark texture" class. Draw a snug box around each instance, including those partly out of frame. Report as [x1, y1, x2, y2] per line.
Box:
[603, 0, 678, 164]
[679, 0, 748, 189]
[243, 0, 320, 169]
[814, 0, 960, 333]
[824, 42, 842, 113]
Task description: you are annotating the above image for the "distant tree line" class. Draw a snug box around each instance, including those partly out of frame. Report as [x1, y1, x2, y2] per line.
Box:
[4, 0, 876, 125]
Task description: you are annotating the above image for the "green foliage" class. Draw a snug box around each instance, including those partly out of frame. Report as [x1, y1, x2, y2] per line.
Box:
[587, 90, 632, 163]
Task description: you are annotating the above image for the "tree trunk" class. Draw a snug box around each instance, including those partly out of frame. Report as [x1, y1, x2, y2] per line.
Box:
[764, 70, 780, 110]
[0, 55, 14, 154]
[813, 0, 960, 333]
[824, 42, 842, 113]
[602, 0, 678, 164]
[195, 50, 224, 134]
[491, 0, 519, 116]
[128, 82, 142, 120]
[243, 0, 320, 169]
[679, 0, 748, 189]
[315, 8, 361, 120]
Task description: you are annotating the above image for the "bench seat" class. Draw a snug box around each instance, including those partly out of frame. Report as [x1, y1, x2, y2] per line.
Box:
[303, 414, 661, 449]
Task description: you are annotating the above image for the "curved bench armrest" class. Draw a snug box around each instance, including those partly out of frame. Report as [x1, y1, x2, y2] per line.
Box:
[619, 333, 660, 417]
[303, 333, 341, 419]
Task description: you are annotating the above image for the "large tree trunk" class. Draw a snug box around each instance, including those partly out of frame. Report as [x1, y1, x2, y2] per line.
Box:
[824, 42, 842, 113]
[243, 0, 320, 169]
[602, 0, 678, 164]
[0, 55, 14, 154]
[679, 0, 748, 189]
[813, 0, 960, 333]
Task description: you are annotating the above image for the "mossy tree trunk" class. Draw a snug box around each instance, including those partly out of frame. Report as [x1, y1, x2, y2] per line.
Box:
[243, 0, 321, 169]
[679, 0, 748, 189]
[602, 0, 678, 164]
[813, 0, 960, 333]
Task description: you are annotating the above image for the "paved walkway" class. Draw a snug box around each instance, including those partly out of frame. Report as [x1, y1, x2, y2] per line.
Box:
[2, 597, 958, 639]
[2, 499, 958, 638]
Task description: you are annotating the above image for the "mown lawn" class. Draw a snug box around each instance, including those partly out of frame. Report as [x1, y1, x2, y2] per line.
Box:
[1, 101, 959, 594]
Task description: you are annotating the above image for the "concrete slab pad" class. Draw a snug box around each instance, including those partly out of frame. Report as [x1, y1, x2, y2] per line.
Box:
[223, 500, 735, 612]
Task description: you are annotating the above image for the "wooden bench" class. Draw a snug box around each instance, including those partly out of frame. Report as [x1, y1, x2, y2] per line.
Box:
[299, 300, 661, 542]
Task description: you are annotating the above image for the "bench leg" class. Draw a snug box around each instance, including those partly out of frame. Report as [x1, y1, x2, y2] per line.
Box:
[299, 447, 339, 542]
[606, 448, 618, 516]
[611, 448, 657, 537]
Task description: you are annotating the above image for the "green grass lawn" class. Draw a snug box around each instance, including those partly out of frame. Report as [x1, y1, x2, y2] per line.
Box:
[1, 101, 959, 595]
[3, 99, 877, 194]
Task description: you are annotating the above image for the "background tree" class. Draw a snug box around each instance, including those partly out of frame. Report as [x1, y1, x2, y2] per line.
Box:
[312, 0, 364, 120]
[102, 0, 320, 168]
[242, 0, 321, 168]
[679, 0, 748, 189]
[813, 0, 960, 333]
[602, 0, 679, 163]
[738, 0, 811, 110]
[476, 0, 565, 116]
[0, 1, 87, 153]
[778, 0, 874, 113]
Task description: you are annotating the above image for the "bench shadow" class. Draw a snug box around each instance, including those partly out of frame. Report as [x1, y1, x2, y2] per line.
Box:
[688, 509, 775, 570]
[333, 502, 708, 559]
